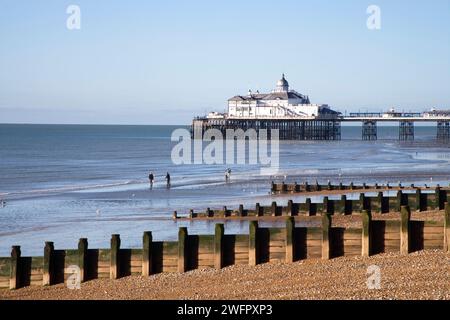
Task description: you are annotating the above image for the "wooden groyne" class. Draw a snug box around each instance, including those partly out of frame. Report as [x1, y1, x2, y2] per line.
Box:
[270, 181, 450, 194]
[180, 187, 449, 219]
[1, 204, 449, 290]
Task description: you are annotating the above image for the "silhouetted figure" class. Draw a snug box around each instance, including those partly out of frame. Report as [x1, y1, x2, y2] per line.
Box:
[165, 172, 171, 189]
[148, 171, 154, 189]
[225, 168, 231, 182]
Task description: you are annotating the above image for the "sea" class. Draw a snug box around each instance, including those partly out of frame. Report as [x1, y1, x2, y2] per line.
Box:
[1, 124, 450, 255]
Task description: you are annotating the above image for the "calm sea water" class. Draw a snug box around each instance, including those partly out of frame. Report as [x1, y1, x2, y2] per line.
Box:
[1, 124, 450, 255]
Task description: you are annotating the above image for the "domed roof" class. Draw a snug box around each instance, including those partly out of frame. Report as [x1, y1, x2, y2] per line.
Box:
[277, 74, 289, 87]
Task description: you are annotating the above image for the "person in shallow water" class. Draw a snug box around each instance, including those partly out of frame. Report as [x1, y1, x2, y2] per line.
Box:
[148, 171, 154, 189]
[165, 172, 171, 188]
[225, 168, 231, 182]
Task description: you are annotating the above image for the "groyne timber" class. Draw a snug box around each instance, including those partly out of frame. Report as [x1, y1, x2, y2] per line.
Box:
[1, 182, 449, 290]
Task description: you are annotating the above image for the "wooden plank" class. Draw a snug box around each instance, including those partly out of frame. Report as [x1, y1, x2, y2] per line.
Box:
[234, 253, 249, 259]
[97, 267, 110, 273]
[423, 226, 444, 233]
[423, 234, 444, 240]
[343, 239, 362, 246]
[384, 233, 401, 240]
[306, 240, 322, 246]
[269, 240, 285, 247]
[269, 247, 286, 253]
[130, 260, 142, 267]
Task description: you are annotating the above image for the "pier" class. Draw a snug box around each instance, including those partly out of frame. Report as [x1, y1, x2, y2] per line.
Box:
[192, 110, 450, 142]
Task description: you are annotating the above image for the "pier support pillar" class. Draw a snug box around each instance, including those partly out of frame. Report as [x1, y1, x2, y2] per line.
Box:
[142, 232, 152, 276]
[399, 121, 414, 141]
[362, 121, 377, 140]
[437, 121, 450, 142]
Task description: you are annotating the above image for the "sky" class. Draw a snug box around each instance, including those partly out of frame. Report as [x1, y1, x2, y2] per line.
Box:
[0, 0, 449, 125]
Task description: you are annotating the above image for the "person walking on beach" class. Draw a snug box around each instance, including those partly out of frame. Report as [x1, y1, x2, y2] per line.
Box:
[165, 172, 171, 189]
[225, 168, 231, 182]
[148, 171, 154, 189]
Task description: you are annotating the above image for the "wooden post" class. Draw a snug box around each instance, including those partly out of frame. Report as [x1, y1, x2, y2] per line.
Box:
[110, 234, 120, 279]
[375, 183, 379, 189]
[178, 227, 188, 272]
[444, 202, 450, 253]
[78, 238, 88, 283]
[223, 206, 228, 217]
[294, 182, 299, 192]
[361, 210, 371, 257]
[306, 198, 312, 216]
[327, 181, 332, 190]
[359, 193, 366, 212]
[172, 211, 178, 219]
[9, 246, 21, 290]
[323, 196, 329, 215]
[214, 224, 224, 269]
[396, 190, 403, 212]
[435, 187, 444, 210]
[339, 182, 343, 190]
[322, 214, 331, 260]
[238, 204, 244, 217]
[255, 203, 262, 217]
[271, 201, 277, 216]
[285, 217, 295, 263]
[415, 189, 422, 212]
[305, 181, 310, 192]
[249, 221, 259, 266]
[287, 200, 294, 216]
[400, 206, 410, 254]
[271, 181, 275, 193]
[349, 182, 354, 190]
[189, 209, 194, 219]
[43, 241, 54, 286]
[142, 231, 152, 276]
[340, 195, 347, 215]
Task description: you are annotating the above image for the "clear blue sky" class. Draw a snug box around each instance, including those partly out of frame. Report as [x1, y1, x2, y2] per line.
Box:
[1, 0, 449, 124]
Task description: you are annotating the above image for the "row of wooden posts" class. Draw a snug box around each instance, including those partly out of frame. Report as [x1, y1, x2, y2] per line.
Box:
[6, 203, 450, 290]
[178, 188, 448, 219]
[271, 181, 449, 194]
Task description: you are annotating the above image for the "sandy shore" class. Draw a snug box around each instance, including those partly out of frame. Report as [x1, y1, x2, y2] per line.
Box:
[1, 249, 448, 300]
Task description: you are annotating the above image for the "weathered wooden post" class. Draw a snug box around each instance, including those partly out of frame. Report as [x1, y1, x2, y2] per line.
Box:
[214, 224, 224, 269]
[415, 189, 422, 212]
[322, 214, 331, 260]
[349, 182, 354, 190]
[339, 182, 343, 190]
[271, 181, 275, 193]
[327, 181, 332, 190]
[43, 241, 54, 286]
[206, 207, 213, 218]
[78, 238, 88, 283]
[435, 187, 444, 210]
[294, 182, 299, 192]
[172, 210, 178, 219]
[178, 227, 188, 272]
[271, 201, 277, 216]
[362, 182, 367, 189]
[305, 181, 310, 192]
[110, 234, 121, 279]
[323, 196, 329, 215]
[400, 206, 410, 254]
[281, 182, 287, 192]
[396, 190, 403, 212]
[377, 191, 384, 213]
[287, 200, 294, 216]
[306, 198, 312, 216]
[10, 246, 21, 290]
[361, 210, 371, 257]
[359, 193, 366, 212]
[374, 183, 379, 189]
[285, 217, 295, 263]
[238, 204, 244, 217]
[340, 195, 347, 215]
[255, 203, 262, 217]
[189, 209, 194, 219]
[142, 231, 152, 276]
[445, 203, 450, 253]
[223, 206, 229, 217]
[249, 221, 259, 266]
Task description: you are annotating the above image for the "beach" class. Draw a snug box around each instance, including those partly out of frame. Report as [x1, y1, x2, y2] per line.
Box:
[1, 249, 448, 300]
